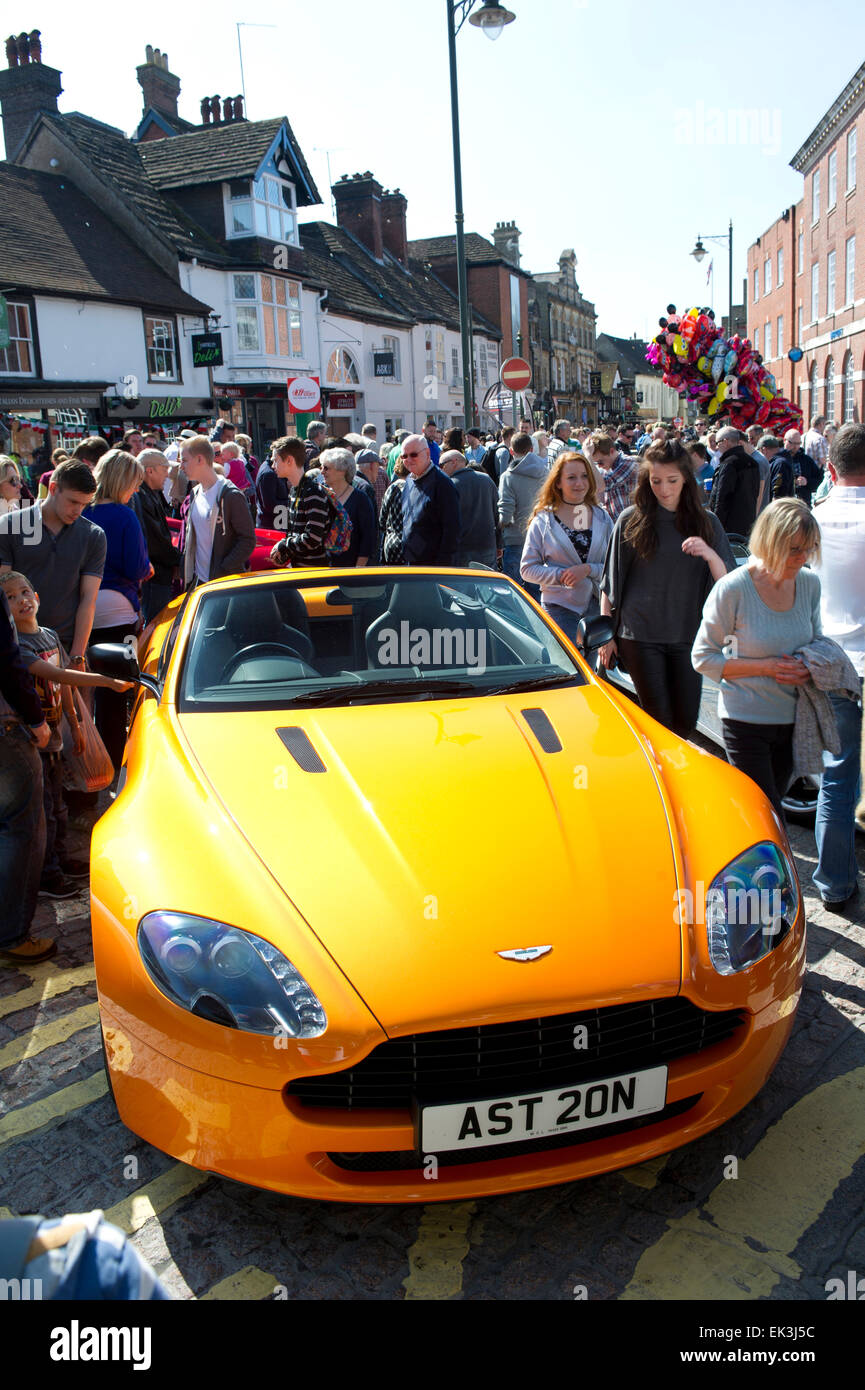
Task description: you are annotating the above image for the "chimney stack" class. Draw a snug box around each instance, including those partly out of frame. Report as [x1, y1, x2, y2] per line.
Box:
[492, 220, 521, 267]
[136, 44, 181, 122]
[0, 31, 61, 159]
[381, 188, 408, 264]
[333, 172, 384, 260]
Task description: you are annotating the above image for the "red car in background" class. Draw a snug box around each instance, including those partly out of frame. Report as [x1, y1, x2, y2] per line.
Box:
[166, 516, 281, 572]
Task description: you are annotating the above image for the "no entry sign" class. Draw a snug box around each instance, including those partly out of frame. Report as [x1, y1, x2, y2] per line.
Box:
[501, 356, 532, 391]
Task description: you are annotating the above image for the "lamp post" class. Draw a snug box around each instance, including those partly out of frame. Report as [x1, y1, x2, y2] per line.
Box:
[690, 220, 734, 336]
[447, 1, 516, 430]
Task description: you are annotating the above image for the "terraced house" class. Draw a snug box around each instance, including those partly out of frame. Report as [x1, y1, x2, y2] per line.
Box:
[1, 36, 502, 456]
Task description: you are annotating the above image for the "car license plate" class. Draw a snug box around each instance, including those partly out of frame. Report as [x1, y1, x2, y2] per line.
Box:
[419, 1065, 668, 1153]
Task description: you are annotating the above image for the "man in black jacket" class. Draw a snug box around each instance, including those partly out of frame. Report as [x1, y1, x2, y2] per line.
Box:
[771, 428, 823, 506]
[400, 435, 460, 565]
[0, 587, 54, 962]
[133, 450, 180, 624]
[708, 426, 759, 536]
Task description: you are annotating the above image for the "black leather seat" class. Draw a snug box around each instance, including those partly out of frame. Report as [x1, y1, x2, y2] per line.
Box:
[365, 583, 487, 671]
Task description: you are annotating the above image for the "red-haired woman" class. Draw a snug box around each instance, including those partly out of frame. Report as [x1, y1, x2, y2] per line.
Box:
[600, 439, 735, 737]
[520, 452, 613, 644]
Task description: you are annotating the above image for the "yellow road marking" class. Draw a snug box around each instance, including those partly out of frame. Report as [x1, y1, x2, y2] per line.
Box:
[403, 1201, 477, 1300]
[104, 1163, 208, 1236]
[622, 1064, 865, 1300]
[0, 1003, 98, 1070]
[200, 1266, 279, 1300]
[0, 965, 96, 1020]
[0, 1072, 108, 1145]
[0, 1206, 14, 1219]
[620, 1154, 668, 1189]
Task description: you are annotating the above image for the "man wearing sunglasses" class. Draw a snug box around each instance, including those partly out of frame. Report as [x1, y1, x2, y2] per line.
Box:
[399, 435, 460, 567]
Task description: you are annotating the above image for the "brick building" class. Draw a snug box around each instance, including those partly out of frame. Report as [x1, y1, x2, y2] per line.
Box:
[746, 59, 865, 427]
[528, 250, 598, 425]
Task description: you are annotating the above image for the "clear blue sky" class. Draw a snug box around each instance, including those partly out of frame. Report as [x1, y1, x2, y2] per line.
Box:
[6, 1, 863, 341]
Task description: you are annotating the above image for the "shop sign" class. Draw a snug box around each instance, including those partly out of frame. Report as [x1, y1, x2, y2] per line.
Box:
[192, 333, 224, 367]
[589, 372, 602, 396]
[0, 390, 103, 409]
[373, 352, 395, 378]
[0, 295, 9, 350]
[148, 397, 183, 418]
[327, 392, 356, 410]
[287, 375, 321, 413]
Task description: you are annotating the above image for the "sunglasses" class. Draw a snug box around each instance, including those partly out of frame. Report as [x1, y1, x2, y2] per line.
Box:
[402, 450, 425, 459]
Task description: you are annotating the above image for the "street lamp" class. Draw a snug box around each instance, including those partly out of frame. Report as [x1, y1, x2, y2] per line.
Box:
[690, 221, 734, 338]
[468, 0, 516, 39]
[447, 0, 516, 430]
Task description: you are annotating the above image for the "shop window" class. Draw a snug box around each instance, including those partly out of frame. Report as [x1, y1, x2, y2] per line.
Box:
[0, 302, 35, 376]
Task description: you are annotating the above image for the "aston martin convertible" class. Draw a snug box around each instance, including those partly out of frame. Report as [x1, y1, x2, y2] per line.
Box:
[88, 567, 804, 1203]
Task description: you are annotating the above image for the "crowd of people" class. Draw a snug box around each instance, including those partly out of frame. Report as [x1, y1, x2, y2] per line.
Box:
[0, 407, 862, 962]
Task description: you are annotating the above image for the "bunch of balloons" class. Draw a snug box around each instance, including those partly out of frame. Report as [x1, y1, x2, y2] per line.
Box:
[645, 304, 803, 434]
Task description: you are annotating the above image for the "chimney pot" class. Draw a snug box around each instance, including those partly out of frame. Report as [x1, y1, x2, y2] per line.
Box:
[136, 44, 181, 125]
[0, 38, 63, 155]
[145, 43, 154, 64]
[333, 170, 384, 260]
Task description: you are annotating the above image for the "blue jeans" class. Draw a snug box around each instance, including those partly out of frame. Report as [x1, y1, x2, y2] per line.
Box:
[813, 685, 863, 902]
[0, 725, 46, 946]
[502, 544, 540, 603]
[543, 603, 583, 646]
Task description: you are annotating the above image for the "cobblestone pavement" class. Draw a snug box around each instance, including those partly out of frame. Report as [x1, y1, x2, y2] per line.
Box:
[1, 803, 863, 1302]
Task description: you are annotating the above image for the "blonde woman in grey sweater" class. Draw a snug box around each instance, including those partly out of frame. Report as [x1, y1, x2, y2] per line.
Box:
[692, 500, 822, 818]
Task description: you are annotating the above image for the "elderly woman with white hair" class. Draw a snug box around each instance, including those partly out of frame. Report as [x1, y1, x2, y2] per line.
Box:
[318, 446, 377, 567]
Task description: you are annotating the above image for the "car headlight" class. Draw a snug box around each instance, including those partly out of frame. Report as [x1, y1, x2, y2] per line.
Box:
[138, 912, 327, 1037]
[705, 842, 800, 975]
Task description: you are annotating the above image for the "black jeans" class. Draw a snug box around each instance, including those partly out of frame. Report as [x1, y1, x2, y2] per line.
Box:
[41, 750, 68, 878]
[617, 638, 703, 739]
[89, 620, 139, 776]
[721, 719, 793, 820]
[0, 725, 46, 946]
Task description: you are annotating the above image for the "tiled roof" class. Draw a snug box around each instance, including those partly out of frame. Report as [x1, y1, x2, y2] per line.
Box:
[596, 333, 659, 378]
[138, 116, 320, 205]
[45, 113, 229, 264]
[300, 222, 500, 336]
[409, 232, 504, 264]
[0, 163, 210, 313]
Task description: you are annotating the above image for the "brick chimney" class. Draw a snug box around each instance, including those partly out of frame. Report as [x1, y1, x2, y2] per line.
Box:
[136, 45, 180, 122]
[492, 220, 521, 267]
[333, 172, 384, 260]
[381, 187, 408, 264]
[0, 31, 62, 159]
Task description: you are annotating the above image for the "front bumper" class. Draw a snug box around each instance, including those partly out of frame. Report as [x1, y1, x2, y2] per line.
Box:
[101, 978, 800, 1204]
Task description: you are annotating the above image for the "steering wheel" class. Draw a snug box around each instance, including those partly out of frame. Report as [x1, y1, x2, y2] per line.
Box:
[220, 642, 310, 682]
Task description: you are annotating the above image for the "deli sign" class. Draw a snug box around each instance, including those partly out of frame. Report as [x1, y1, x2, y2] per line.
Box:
[191, 332, 224, 368]
[287, 375, 321, 413]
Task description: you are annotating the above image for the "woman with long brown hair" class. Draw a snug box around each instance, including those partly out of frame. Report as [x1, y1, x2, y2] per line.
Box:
[520, 451, 613, 644]
[599, 438, 735, 737]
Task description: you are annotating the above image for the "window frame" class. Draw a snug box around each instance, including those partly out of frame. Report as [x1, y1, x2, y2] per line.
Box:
[847, 127, 857, 192]
[828, 150, 837, 209]
[825, 358, 835, 419]
[0, 299, 38, 378]
[764, 257, 772, 295]
[143, 313, 181, 384]
[777, 315, 784, 359]
[811, 263, 820, 323]
[812, 169, 821, 224]
[843, 351, 855, 423]
[224, 174, 299, 246]
[231, 273, 303, 360]
[845, 235, 856, 305]
[827, 249, 836, 314]
[381, 334, 401, 384]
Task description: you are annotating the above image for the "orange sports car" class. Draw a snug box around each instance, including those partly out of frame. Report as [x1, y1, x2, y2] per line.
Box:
[88, 568, 804, 1203]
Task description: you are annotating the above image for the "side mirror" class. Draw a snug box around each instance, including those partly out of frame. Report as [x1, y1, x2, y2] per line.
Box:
[576, 615, 615, 653]
[88, 643, 160, 699]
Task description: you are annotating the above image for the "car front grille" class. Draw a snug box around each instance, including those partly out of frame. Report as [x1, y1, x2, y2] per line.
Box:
[327, 1096, 702, 1171]
[286, 998, 746, 1111]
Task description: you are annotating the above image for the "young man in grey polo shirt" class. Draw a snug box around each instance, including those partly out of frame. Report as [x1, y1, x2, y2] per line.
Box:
[0, 459, 106, 672]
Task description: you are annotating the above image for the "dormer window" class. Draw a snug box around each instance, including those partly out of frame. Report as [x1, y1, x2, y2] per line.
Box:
[226, 174, 298, 244]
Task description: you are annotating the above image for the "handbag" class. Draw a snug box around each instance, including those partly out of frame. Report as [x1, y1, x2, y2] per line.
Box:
[60, 701, 115, 794]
